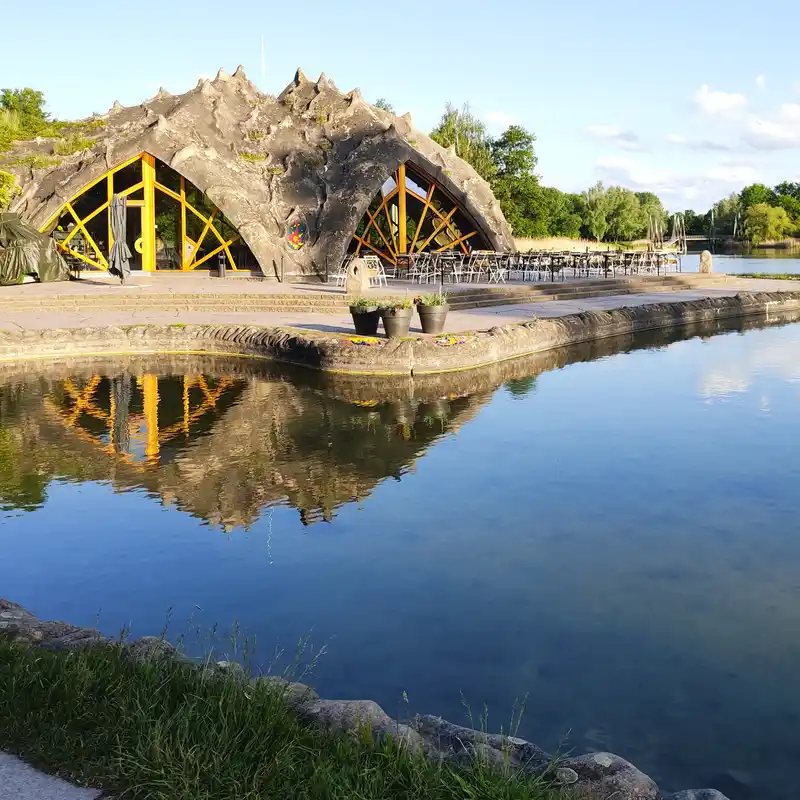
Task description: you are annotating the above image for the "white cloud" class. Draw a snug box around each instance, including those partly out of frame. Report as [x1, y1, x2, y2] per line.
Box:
[484, 110, 518, 133]
[745, 103, 800, 149]
[594, 154, 761, 209]
[756, 74, 766, 90]
[705, 164, 759, 183]
[666, 133, 733, 152]
[586, 124, 641, 150]
[693, 84, 747, 118]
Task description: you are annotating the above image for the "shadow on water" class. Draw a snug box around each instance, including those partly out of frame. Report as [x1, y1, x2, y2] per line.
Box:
[1, 308, 799, 526]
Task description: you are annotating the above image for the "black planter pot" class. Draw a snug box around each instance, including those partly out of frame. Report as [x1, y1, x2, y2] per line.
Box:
[417, 303, 449, 335]
[380, 307, 413, 338]
[349, 306, 380, 335]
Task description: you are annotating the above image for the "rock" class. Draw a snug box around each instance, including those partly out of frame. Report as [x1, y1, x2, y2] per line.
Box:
[300, 698, 423, 750]
[257, 676, 319, 710]
[215, 660, 247, 680]
[411, 715, 550, 774]
[560, 751, 660, 799]
[345, 258, 372, 295]
[699, 250, 713, 273]
[124, 635, 179, 661]
[665, 791, 732, 799]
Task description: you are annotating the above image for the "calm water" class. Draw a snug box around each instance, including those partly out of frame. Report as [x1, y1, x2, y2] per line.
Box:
[683, 250, 800, 274]
[2, 318, 800, 799]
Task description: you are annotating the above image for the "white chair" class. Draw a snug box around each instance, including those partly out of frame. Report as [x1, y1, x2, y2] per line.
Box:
[333, 255, 353, 286]
[363, 254, 387, 287]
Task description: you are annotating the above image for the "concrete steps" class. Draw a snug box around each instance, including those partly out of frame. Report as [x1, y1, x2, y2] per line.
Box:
[0, 275, 731, 315]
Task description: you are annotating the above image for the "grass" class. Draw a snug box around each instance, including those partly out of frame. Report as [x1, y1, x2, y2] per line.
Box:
[4, 153, 61, 169]
[239, 152, 267, 162]
[0, 640, 563, 800]
[737, 273, 800, 280]
[53, 134, 94, 155]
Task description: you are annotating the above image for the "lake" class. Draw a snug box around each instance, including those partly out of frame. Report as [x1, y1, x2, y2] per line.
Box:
[1, 315, 799, 800]
[683, 249, 800, 274]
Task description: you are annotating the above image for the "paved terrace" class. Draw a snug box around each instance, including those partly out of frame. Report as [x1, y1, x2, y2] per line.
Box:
[0, 273, 798, 336]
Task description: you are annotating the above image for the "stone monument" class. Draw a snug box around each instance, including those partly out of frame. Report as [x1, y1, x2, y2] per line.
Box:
[699, 250, 713, 273]
[345, 258, 371, 295]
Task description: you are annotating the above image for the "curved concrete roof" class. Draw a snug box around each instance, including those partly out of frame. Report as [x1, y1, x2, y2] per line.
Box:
[5, 68, 514, 278]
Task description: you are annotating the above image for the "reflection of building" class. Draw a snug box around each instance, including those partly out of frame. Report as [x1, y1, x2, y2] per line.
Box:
[6, 69, 513, 279]
[1, 369, 488, 529]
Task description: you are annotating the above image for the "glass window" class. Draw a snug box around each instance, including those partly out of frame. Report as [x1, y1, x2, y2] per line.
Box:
[112, 159, 142, 193]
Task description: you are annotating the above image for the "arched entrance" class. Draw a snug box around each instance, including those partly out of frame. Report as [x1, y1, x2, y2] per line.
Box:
[41, 153, 258, 272]
[350, 162, 490, 264]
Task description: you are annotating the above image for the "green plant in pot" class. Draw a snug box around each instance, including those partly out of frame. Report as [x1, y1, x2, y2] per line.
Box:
[379, 297, 414, 338]
[415, 291, 449, 335]
[349, 296, 381, 335]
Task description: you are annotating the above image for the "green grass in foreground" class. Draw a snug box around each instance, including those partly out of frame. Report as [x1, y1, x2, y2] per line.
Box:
[737, 273, 800, 280]
[0, 641, 562, 800]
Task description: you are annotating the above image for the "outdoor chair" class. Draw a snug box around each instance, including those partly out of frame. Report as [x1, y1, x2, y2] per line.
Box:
[363, 254, 387, 287]
[333, 255, 353, 286]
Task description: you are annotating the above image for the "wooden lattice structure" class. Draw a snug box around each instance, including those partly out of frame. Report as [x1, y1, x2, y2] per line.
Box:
[350, 163, 489, 264]
[41, 153, 257, 272]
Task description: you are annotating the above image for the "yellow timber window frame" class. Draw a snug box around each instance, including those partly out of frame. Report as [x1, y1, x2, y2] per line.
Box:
[41, 153, 242, 272]
[351, 162, 487, 265]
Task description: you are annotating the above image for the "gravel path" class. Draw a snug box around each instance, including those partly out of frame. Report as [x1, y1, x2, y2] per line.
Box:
[0, 753, 101, 799]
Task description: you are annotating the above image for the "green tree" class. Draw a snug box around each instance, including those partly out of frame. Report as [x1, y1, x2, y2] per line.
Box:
[740, 183, 776, 208]
[491, 125, 537, 179]
[710, 193, 741, 236]
[1, 87, 48, 135]
[635, 191, 668, 239]
[605, 187, 642, 242]
[775, 181, 800, 201]
[583, 182, 611, 241]
[744, 203, 791, 245]
[374, 98, 394, 113]
[430, 103, 496, 182]
[682, 209, 708, 236]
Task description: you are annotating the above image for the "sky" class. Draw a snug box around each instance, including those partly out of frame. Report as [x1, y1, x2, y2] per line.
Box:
[4, 0, 800, 212]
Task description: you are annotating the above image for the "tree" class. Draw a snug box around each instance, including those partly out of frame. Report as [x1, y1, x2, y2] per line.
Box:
[583, 182, 611, 241]
[774, 194, 800, 230]
[682, 209, 708, 236]
[636, 191, 668, 239]
[491, 125, 537, 179]
[605, 187, 642, 242]
[710, 193, 741, 236]
[744, 203, 790, 245]
[0, 88, 48, 137]
[374, 98, 394, 113]
[775, 181, 800, 201]
[740, 183, 776, 209]
[430, 103, 496, 182]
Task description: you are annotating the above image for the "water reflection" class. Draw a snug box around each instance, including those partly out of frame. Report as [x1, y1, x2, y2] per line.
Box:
[2, 309, 798, 529]
[3, 311, 800, 800]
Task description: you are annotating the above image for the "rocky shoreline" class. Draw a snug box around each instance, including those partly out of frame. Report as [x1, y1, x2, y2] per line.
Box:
[0, 599, 728, 799]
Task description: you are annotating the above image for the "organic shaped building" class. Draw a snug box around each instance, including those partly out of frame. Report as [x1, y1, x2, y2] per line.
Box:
[4, 68, 513, 279]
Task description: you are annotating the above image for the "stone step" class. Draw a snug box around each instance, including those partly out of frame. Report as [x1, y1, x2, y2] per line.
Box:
[0, 276, 732, 315]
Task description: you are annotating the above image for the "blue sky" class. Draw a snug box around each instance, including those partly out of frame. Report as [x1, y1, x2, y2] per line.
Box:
[4, 0, 800, 211]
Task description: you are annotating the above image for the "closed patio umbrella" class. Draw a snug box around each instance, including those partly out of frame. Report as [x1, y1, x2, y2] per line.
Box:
[108, 194, 131, 284]
[110, 374, 131, 455]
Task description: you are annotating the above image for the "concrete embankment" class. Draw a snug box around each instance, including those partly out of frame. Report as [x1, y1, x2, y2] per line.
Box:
[0, 292, 798, 376]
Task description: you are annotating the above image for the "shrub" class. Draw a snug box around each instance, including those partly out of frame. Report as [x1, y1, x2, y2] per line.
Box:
[240, 152, 267, 162]
[53, 134, 94, 156]
[0, 170, 20, 209]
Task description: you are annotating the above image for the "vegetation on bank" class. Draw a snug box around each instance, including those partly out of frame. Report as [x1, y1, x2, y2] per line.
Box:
[737, 273, 800, 280]
[428, 104, 668, 244]
[687, 184, 800, 245]
[0, 640, 562, 800]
